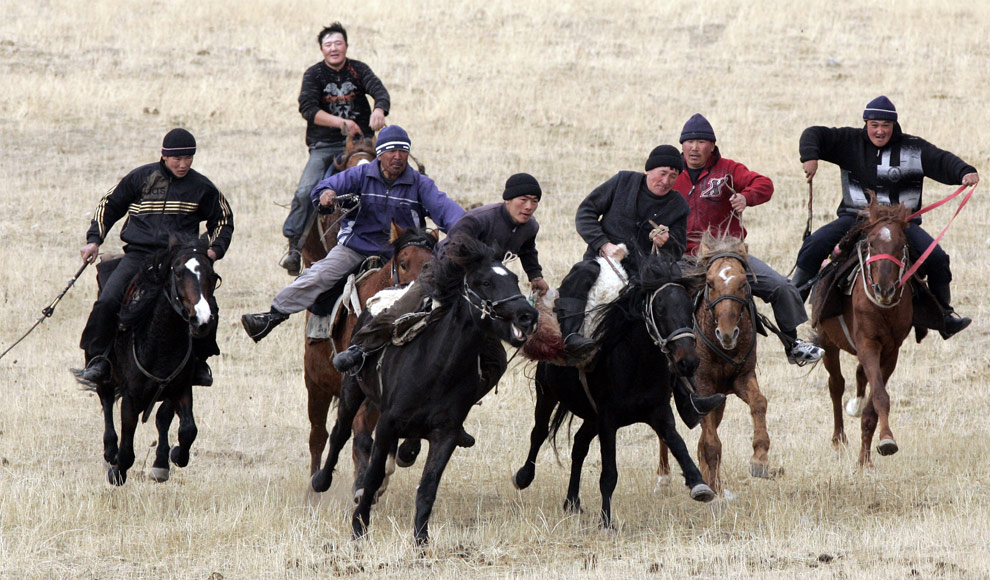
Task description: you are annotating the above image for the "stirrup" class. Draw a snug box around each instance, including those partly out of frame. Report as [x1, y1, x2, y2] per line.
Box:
[787, 340, 823, 366]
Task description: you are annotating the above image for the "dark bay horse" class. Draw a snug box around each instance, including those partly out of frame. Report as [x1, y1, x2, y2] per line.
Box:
[301, 222, 437, 480]
[82, 237, 218, 485]
[812, 200, 913, 466]
[659, 233, 775, 495]
[310, 236, 538, 545]
[513, 258, 714, 529]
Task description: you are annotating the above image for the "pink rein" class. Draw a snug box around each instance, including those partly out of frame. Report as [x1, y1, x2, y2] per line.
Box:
[893, 184, 977, 287]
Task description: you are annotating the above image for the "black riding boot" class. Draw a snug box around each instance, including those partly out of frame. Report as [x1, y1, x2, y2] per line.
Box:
[790, 267, 816, 303]
[77, 354, 112, 386]
[555, 297, 596, 359]
[672, 376, 727, 429]
[931, 284, 971, 339]
[279, 237, 302, 276]
[332, 345, 366, 372]
[192, 359, 213, 387]
[241, 307, 290, 343]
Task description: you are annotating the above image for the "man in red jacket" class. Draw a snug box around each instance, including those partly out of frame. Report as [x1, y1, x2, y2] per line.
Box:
[673, 114, 822, 365]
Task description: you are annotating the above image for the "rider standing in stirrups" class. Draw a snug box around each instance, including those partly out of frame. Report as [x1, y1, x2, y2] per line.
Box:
[789, 96, 979, 339]
[76, 128, 235, 387]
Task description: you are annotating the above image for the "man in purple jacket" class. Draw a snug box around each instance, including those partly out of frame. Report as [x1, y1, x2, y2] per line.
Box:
[241, 125, 464, 342]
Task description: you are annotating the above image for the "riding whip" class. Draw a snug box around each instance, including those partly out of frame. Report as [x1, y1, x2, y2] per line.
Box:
[0, 261, 90, 361]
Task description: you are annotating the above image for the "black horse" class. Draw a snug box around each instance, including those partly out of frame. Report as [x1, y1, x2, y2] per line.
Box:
[513, 258, 716, 528]
[310, 235, 539, 545]
[80, 237, 218, 486]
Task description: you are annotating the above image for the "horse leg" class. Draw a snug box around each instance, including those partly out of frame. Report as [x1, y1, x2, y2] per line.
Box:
[110, 395, 140, 486]
[306, 370, 334, 476]
[845, 364, 868, 417]
[351, 401, 385, 502]
[655, 441, 671, 492]
[873, 348, 901, 457]
[732, 372, 775, 479]
[412, 431, 459, 546]
[822, 344, 847, 449]
[311, 379, 364, 493]
[563, 420, 596, 515]
[597, 421, 619, 529]
[352, 418, 397, 541]
[697, 404, 726, 494]
[512, 379, 557, 490]
[150, 400, 176, 482]
[97, 382, 119, 469]
[169, 387, 197, 468]
[857, 340, 887, 466]
[654, 403, 714, 502]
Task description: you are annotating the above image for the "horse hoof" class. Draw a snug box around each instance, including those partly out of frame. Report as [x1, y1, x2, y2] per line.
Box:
[750, 462, 781, 479]
[311, 470, 332, 493]
[689, 483, 715, 502]
[845, 397, 865, 417]
[149, 467, 170, 483]
[169, 446, 189, 468]
[107, 465, 125, 486]
[563, 497, 583, 514]
[513, 467, 534, 490]
[653, 475, 671, 494]
[876, 439, 899, 456]
[396, 439, 421, 468]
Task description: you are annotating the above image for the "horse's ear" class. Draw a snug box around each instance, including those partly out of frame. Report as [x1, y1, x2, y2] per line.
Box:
[867, 193, 880, 222]
[429, 229, 440, 242]
[699, 231, 713, 256]
[390, 221, 406, 243]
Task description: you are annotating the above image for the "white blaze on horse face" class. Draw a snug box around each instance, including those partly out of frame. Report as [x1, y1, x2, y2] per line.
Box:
[183, 258, 212, 325]
[718, 265, 736, 286]
[878, 226, 892, 243]
[357, 158, 370, 165]
[492, 265, 509, 276]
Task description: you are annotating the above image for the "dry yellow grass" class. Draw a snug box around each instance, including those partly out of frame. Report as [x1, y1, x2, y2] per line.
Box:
[2, 1, 990, 578]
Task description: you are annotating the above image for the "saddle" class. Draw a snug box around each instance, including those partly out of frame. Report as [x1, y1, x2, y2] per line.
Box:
[810, 247, 946, 343]
[96, 253, 156, 327]
[305, 256, 384, 342]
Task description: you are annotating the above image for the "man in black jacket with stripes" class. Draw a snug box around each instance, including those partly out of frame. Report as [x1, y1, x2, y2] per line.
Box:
[76, 128, 234, 385]
[791, 96, 978, 338]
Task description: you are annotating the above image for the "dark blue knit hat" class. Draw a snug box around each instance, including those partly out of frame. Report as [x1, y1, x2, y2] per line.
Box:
[375, 125, 411, 155]
[161, 128, 196, 156]
[679, 113, 716, 143]
[863, 96, 897, 121]
[645, 145, 684, 172]
[502, 173, 542, 201]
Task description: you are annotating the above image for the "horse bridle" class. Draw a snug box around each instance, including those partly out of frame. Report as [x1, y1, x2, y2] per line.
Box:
[462, 280, 527, 321]
[693, 252, 757, 372]
[857, 238, 909, 309]
[390, 237, 437, 286]
[644, 282, 695, 356]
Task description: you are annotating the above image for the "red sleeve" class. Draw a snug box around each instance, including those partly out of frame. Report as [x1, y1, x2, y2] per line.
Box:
[728, 160, 774, 208]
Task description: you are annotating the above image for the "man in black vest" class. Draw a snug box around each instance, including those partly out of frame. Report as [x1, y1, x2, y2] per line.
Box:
[791, 96, 978, 338]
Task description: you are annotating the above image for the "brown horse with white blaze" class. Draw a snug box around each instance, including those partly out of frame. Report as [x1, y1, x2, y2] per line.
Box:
[657, 233, 775, 494]
[813, 199, 913, 467]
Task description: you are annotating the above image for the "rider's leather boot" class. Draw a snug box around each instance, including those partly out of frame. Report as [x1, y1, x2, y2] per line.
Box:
[241, 308, 290, 343]
[931, 284, 971, 339]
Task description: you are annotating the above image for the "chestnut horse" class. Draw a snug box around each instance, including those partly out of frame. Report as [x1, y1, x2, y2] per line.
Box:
[657, 233, 775, 494]
[812, 200, 913, 466]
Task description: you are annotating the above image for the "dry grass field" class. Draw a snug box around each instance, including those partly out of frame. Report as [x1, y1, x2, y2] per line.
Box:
[2, 1, 990, 578]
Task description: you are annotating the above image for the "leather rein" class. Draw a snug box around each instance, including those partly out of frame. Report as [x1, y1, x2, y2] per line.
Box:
[693, 252, 757, 373]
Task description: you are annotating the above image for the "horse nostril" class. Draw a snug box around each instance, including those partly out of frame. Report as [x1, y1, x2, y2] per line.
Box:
[732, 328, 740, 342]
[715, 329, 722, 342]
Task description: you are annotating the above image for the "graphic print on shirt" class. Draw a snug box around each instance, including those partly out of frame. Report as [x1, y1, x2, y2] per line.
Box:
[323, 80, 359, 119]
[841, 144, 923, 211]
[699, 173, 731, 199]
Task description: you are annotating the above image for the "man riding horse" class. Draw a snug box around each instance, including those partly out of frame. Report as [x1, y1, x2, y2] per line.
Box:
[554, 143, 723, 426]
[280, 22, 390, 276]
[789, 96, 978, 339]
[76, 128, 234, 387]
[241, 125, 465, 342]
[672, 114, 824, 367]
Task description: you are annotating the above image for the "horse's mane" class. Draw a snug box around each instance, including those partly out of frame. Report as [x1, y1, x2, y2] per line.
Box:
[836, 202, 910, 257]
[419, 235, 494, 302]
[591, 256, 696, 350]
[683, 231, 748, 277]
[118, 236, 209, 328]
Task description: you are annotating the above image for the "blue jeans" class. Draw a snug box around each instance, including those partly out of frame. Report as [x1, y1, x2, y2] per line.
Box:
[282, 142, 345, 242]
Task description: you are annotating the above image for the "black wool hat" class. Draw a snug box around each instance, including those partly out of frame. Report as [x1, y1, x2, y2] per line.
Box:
[863, 96, 897, 121]
[502, 173, 542, 201]
[645, 145, 683, 172]
[679, 113, 716, 143]
[162, 128, 196, 157]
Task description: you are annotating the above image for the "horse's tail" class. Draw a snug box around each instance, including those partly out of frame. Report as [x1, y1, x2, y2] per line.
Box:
[547, 402, 572, 462]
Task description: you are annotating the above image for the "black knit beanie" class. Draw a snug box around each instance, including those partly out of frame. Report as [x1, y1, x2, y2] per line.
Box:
[162, 128, 196, 156]
[502, 173, 542, 201]
[863, 96, 897, 121]
[645, 145, 683, 172]
[679, 113, 716, 143]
